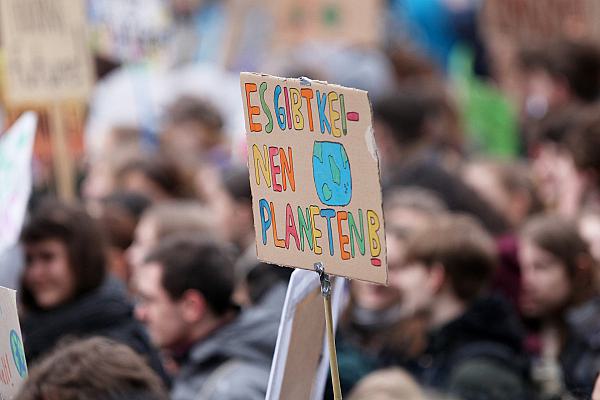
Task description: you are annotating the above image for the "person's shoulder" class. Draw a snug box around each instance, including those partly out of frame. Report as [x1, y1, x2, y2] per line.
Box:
[448, 357, 529, 400]
[196, 359, 269, 400]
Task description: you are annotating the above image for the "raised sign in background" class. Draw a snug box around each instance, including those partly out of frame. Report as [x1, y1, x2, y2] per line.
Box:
[0, 0, 94, 105]
[241, 72, 387, 284]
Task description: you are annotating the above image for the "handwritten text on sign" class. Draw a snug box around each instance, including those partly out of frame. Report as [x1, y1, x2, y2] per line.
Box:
[241, 73, 387, 284]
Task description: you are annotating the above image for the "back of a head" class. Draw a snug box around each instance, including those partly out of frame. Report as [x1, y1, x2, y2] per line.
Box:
[116, 154, 192, 200]
[165, 95, 224, 134]
[348, 368, 426, 400]
[404, 215, 498, 302]
[143, 200, 214, 240]
[373, 85, 443, 147]
[15, 337, 168, 400]
[145, 235, 235, 316]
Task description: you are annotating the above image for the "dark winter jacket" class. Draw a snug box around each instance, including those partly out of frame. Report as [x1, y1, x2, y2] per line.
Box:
[20, 277, 168, 383]
[171, 282, 286, 400]
[412, 296, 530, 400]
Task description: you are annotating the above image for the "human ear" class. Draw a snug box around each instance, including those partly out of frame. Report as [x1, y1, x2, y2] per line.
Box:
[180, 289, 207, 323]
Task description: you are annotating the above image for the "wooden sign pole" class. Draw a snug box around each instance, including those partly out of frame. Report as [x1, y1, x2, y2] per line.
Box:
[315, 262, 342, 399]
[49, 103, 75, 201]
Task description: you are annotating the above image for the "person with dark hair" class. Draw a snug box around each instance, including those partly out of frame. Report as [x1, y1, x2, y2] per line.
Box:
[15, 337, 169, 400]
[390, 215, 529, 400]
[161, 95, 229, 171]
[116, 154, 193, 202]
[374, 90, 510, 235]
[19, 199, 167, 382]
[519, 39, 600, 120]
[133, 235, 283, 400]
[519, 214, 600, 399]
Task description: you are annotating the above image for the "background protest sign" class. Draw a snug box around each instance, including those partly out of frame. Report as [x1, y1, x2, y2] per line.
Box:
[269, 0, 383, 48]
[266, 269, 346, 400]
[0, 0, 93, 200]
[0, 287, 27, 399]
[0, 0, 94, 106]
[240, 72, 387, 284]
[0, 112, 37, 254]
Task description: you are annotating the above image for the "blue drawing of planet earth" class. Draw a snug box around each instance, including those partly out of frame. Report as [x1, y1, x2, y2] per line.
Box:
[312, 141, 352, 206]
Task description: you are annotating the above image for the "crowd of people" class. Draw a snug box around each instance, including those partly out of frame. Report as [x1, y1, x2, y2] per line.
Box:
[4, 0, 600, 399]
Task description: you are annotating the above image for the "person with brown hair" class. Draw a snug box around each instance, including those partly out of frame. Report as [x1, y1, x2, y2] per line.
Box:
[126, 200, 214, 271]
[390, 215, 529, 400]
[519, 214, 600, 398]
[133, 235, 282, 400]
[161, 95, 230, 172]
[15, 336, 169, 400]
[347, 367, 426, 400]
[19, 199, 167, 383]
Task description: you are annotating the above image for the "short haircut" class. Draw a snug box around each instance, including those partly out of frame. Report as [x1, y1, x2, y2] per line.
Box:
[15, 337, 168, 400]
[373, 85, 443, 146]
[116, 155, 192, 199]
[222, 165, 252, 203]
[165, 95, 224, 133]
[145, 235, 235, 315]
[519, 39, 600, 103]
[403, 215, 497, 302]
[521, 214, 590, 278]
[20, 199, 107, 307]
[141, 201, 213, 240]
[348, 367, 425, 400]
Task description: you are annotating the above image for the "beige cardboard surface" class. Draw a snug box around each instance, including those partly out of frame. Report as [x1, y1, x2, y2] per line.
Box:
[279, 286, 325, 399]
[0, 0, 94, 106]
[269, 0, 382, 48]
[241, 72, 387, 284]
[0, 287, 27, 400]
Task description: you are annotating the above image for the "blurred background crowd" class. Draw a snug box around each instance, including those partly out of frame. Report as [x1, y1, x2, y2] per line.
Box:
[4, 0, 600, 399]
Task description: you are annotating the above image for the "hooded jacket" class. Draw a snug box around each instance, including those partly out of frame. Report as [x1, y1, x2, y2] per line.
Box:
[20, 277, 168, 383]
[412, 296, 530, 400]
[171, 282, 286, 400]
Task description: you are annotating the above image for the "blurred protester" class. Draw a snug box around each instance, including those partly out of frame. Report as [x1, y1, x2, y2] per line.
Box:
[347, 367, 426, 400]
[161, 95, 229, 172]
[207, 166, 254, 254]
[16, 337, 169, 400]
[383, 186, 447, 232]
[579, 209, 600, 274]
[96, 191, 152, 285]
[518, 40, 600, 123]
[115, 154, 193, 202]
[375, 90, 509, 235]
[562, 107, 600, 216]
[134, 236, 282, 400]
[391, 215, 529, 400]
[19, 199, 167, 381]
[528, 106, 582, 212]
[462, 159, 543, 228]
[519, 215, 600, 399]
[126, 200, 213, 272]
[330, 188, 445, 395]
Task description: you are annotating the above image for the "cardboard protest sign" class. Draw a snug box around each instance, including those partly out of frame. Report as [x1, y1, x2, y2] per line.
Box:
[241, 73, 387, 284]
[0, 287, 27, 399]
[0, 112, 37, 254]
[270, 0, 383, 48]
[0, 0, 94, 105]
[266, 269, 346, 400]
[87, 0, 171, 63]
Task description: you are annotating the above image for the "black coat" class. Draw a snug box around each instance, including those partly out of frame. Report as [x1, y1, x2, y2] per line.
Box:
[411, 296, 530, 400]
[20, 277, 169, 384]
